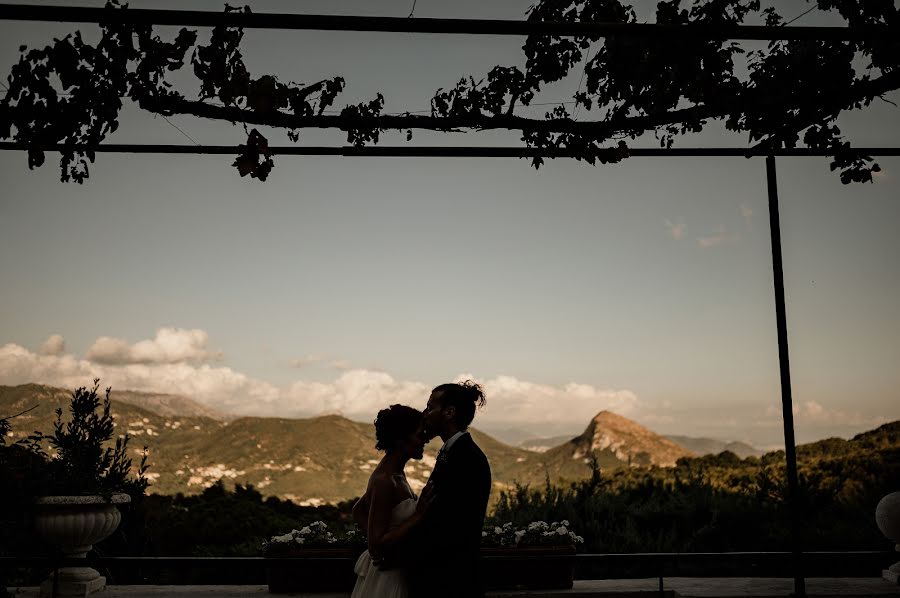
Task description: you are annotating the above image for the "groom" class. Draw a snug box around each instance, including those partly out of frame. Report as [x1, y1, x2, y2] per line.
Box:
[388, 381, 492, 598]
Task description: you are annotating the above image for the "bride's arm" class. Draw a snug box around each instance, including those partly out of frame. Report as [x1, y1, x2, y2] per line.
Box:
[352, 492, 369, 529]
[367, 479, 435, 558]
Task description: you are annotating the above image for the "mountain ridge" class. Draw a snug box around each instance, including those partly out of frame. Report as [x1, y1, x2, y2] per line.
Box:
[4, 383, 893, 505]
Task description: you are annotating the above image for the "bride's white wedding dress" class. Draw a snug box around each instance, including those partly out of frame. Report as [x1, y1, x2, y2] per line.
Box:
[351, 497, 417, 598]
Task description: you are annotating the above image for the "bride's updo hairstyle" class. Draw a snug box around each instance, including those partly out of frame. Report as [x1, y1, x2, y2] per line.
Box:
[432, 380, 486, 430]
[374, 404, 423, 452]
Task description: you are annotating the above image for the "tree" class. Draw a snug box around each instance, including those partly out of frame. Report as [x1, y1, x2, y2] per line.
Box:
[1, 0, 897, 183]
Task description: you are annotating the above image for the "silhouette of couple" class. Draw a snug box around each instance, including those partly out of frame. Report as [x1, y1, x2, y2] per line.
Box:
[351, 381, 492, 598]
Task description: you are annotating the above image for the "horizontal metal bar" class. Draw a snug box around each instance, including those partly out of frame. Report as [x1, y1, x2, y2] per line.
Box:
[1, 550, 890, 567]
[0, 4, 895, 41]
[2, 143, 900, 158]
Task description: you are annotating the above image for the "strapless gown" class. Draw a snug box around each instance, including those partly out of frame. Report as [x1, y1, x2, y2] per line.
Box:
[351, 497, 417, 598]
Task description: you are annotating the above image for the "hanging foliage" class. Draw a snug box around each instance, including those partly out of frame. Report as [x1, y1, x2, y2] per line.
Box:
[0, 0, 897, 182]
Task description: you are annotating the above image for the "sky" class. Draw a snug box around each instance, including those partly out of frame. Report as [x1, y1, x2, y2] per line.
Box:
[1, 0, 898, 448]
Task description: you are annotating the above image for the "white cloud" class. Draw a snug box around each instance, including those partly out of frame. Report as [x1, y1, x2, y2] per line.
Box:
[0, 340, 643, 428]
[285, 370, 428, 419]
[39, 334, 66, 356]
[289, 354, 324, 368]
[697, 226, 740, 248]
[0, 342, 275, 413]
[665, 219, 686, 240]
[763, 400, 885, 427]
[86, 328, 222, 365]
[464, 375, 641, 428]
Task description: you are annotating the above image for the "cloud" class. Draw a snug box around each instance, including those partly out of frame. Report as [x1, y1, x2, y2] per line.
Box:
[697, 226, 740, 248]
[289, 355, 354, 371]
[289, 354, 325, 368]
[0, 339, 643, 427]
[740, 202, 753, 224]
[86, 328, 222, 365]
[39, 334, 66, 356]
[0, 342, 277, 413]
[285, 370, 428, 419]
[763, 400, 885, 428]
[665, 219, 686, 240]
[463, 375, 641, 429]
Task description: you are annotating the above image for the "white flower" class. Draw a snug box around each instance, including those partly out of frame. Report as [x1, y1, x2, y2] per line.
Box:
[494, 526, 503, 534]
[514, 530, 526, 544]
[561, 520, 570, 527]
[299, 526, 312, 535]
[557, 526, 568, 535]
[482, 531, 488, 537]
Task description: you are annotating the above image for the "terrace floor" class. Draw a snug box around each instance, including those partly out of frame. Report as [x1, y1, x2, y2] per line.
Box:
[10, 578, 900, 598]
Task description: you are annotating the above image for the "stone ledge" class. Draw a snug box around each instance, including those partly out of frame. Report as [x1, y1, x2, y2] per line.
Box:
[9, 578, 900, 597]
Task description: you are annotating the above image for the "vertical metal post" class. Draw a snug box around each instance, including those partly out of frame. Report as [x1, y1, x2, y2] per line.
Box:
[765, 155, 806, 597]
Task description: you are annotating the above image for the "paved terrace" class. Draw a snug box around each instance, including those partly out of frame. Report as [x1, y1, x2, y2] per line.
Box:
[10, 579, 900, 598]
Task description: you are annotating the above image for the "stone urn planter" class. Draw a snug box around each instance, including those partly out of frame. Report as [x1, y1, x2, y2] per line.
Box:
[265, 546, 361, 593]
[481, 544, 577, 590]
[34, 493, 131, 597]
[876, 491, 900, 584]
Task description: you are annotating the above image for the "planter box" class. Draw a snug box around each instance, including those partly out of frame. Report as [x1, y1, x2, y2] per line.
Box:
[481, 544, 577, 590]
[266, 547, 361, 593]
[266, 544, 577, 593]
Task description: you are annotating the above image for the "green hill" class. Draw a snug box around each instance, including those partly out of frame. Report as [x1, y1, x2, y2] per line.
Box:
[0, 384, 538, 503]
[6, 384, 894, 507]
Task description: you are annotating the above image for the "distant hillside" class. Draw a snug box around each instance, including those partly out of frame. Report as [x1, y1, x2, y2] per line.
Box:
[538, 411, 695, 476]
[0, 383, 536, 504]
[108, 388, 231, 421]
[666, 434, 762, 458]
[518, 434, 578, 453]
[8, 383, 890, 505]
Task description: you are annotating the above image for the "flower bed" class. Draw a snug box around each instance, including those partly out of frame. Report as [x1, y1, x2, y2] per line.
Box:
[480, 521, 582, 590]
[263, 522, 365, 593]
[264, 520, 583, 593]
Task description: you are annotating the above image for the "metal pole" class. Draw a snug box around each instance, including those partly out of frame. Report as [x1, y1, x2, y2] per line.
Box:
[0, 4, 895, 41]
[765, 155, 805, 598]
[2, 142, 900, 157]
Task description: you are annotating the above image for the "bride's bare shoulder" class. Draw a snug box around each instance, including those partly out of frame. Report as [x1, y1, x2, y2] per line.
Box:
[367, 469, 395, 491]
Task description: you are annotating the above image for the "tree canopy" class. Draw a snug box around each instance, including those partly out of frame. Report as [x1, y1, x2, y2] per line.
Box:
[1, 0, 898, 182]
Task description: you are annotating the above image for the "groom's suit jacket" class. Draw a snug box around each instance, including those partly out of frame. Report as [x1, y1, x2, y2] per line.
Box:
[408, 431, 491, 598]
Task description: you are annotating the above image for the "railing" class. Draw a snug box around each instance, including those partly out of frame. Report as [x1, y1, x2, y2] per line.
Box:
[2, 551, 894, 587]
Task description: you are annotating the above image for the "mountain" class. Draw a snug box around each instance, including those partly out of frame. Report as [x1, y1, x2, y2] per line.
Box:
[19, 384, 889, 505]
[478, 426, 544, 447]
[0, 383, 538, 504]
[107, 388, 231, 421]
[666, 435, 763, 458]
[538, 411, 695, 475]
[518, 434, 579, 453]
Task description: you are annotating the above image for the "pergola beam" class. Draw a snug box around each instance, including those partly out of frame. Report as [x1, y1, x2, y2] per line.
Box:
[0, 4, 895, 41]
[2, 143, 900, 157]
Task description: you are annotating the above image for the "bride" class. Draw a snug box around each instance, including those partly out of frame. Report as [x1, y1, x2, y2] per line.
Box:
[351, 404, 435, 598]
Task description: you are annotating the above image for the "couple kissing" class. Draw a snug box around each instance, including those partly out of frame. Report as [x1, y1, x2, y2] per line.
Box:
[351, 381, 491, 598]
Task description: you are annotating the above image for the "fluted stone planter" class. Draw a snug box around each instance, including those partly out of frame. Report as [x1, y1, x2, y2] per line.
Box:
[876, 491, 900, 584]
[34, 493, 131, 597]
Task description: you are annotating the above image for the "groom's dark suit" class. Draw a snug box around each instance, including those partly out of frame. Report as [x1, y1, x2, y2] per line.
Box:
[408, 432, 491, 598]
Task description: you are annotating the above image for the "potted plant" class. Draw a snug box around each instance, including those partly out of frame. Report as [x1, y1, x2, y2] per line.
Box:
[480, 520, 584, 590]
[263, 521, 365, 593]
[29, 380, 149, 597]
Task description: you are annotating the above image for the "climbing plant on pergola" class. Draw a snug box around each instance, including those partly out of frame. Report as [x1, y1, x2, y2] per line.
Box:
[0, 0, 898, 183]
[1, 2, 899, 597]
